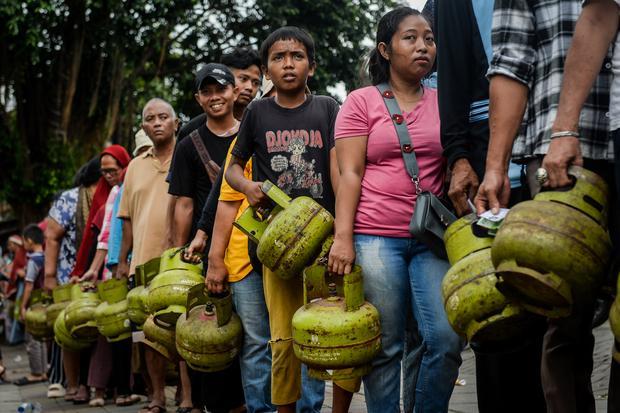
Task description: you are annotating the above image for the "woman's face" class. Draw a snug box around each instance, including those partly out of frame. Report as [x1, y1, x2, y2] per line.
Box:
[100, 154, 122, 187]
[384, 14, 436, 82]
[7, 241, 17, 253]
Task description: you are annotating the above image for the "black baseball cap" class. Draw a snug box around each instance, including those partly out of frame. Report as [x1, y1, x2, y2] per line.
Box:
[195, 63, 235, 90]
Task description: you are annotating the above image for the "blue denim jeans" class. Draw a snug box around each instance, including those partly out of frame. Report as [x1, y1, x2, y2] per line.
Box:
[232, 270, 276, 413]
[354, 235, 463, 413]
[298, 364, 325, 413]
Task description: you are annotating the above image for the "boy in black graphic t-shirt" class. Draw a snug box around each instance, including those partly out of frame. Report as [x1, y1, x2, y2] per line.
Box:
[226, 26, 358, 413]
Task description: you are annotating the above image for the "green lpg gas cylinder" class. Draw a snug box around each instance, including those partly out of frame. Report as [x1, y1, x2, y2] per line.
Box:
[142, 315, 178, 361]
[46, 284, 73, 329]
[175, 285, 243, 373]
[147, 248, 204, 325]
[234, 181, 334, 280]
[292, 264, 381, 381]
[492, 166, 612, 317]
[442, 214, 535, 343]
[25, 290, 53, 341]
[54, 308, 91, 350]
[94, 279, 131, 342]
[64, 283, 100, 340]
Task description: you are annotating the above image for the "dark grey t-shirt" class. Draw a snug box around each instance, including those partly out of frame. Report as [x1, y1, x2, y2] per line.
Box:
[231, 95, 338, 213]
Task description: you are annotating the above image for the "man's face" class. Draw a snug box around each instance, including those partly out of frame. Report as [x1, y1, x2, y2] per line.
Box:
[194, 82, 237, 120]
[265, 39, 314, 95]
[100, 155, 122, 187]
[142, 101, 178, 147]
[230, 65, 261, 107]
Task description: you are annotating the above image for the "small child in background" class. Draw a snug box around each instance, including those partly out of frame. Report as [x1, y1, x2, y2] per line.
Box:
[15, 224, 47, 386]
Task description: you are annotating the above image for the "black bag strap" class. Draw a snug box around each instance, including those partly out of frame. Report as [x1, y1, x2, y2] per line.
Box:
[376, 83, 422, 192]
[190, 129, 214, 168]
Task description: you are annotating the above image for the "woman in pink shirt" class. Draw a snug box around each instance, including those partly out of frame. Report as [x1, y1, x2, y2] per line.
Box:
[328, 7, 462, 412]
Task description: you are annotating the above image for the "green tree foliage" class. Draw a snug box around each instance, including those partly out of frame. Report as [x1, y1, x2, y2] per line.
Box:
[0, 0, 394, 223]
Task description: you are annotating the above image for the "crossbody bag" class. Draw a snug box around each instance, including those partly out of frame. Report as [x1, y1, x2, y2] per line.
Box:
[376, 83, 456, 259]
[190, 129, 220, 184]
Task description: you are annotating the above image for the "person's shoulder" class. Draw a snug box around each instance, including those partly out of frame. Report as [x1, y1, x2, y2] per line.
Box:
[309, 94, 341, 112]
[422, 86, 438, 105]
[245, 98, 269, 113]
[348, 85, 379, 99]
[178, 113, 207, 139]
[311, 94, 339, 105]
[175, 133, 195, 151]
[63, 187, 79, 200]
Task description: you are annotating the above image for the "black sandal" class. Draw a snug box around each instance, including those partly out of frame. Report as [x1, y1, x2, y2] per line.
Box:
[13, 376, 46, 386]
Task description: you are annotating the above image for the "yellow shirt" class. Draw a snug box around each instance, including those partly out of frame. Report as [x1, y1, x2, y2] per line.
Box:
[220, 139, 253, 283]
[117, 147, 172, 275]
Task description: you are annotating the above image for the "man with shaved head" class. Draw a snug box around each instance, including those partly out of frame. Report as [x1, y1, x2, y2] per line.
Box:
[117, 98, 178, 413]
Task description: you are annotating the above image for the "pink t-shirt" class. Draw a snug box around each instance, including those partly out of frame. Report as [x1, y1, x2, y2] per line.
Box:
[335, 86, 445, 238]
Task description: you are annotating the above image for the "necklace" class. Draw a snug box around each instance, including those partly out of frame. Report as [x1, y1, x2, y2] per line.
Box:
[212, 120, 240, 137]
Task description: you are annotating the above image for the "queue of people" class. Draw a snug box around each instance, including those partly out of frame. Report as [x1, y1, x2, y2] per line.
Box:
[2, 1, 620, 412]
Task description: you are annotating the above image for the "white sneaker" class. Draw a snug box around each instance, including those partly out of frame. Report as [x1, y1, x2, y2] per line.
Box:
[47, 383, 65, 398]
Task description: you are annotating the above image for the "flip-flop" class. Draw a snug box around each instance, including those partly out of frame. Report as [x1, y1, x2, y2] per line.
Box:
[13, 376, 46, 386]
[139, 403, 162, 413]
[89, 397, 105, 407]
[115, 394, 141, 406]
[176, 407, 192, 413]
[146, 404, 167, 413]
[64, 390, 78, 401]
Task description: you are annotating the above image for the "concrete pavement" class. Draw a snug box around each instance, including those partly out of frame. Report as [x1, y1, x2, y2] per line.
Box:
[0, 325, 615, 412]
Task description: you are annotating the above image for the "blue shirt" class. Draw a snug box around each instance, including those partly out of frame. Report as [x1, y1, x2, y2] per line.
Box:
[106, 185, 125, 269]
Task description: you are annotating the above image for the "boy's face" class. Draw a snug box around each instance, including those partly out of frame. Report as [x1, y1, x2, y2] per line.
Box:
[264, 39, 315, 94]
[231, 66, 261, 107]
[23, 237, 34, 252]
[195, 82, 238, 120]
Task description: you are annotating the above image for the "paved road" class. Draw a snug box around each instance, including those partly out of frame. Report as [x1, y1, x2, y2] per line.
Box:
[0, 325, 614, 412]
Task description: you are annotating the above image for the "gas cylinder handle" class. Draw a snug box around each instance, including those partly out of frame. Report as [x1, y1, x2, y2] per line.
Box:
[185, 284, 208, 316]
[535, 165, 609, 225]
[206, 290, 233, 327]
[143, 256, 161, 286]
[30, 289, 52, 306]
[343, 266, 364, 312]
[302, 264, 365, 312]
[153, 316, 175, 330]
[135, 264, 145, 287]
[261, 180, 292, 209]
[178, 245, 204, 264]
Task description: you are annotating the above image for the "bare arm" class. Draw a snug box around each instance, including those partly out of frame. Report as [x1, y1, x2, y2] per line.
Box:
[328, 136, 367, 275]
[81, 249, 107, 282]
[117, 219, 133, 279]
[165, 195, 177, 249]
[329, 147, 339, 195]
[546, 0, 618, 187]
[44, 218, 64, 291]
[225, 155, 266, 206]
[206, 199, 242, 294]
[20, 281, 34, 321]
[475, 75, 528, 214]
[172, 196, 193, 246]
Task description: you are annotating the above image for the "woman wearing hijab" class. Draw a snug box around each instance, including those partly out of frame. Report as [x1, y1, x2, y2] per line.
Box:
[66, 145, 130, 404]
[71, 145, 131, 281]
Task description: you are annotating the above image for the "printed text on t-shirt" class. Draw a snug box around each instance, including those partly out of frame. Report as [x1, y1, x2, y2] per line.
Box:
[265, 129, 325, 199]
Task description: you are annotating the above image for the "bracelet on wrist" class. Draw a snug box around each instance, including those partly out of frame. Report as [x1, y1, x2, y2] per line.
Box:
[550, 130, 580, 139]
